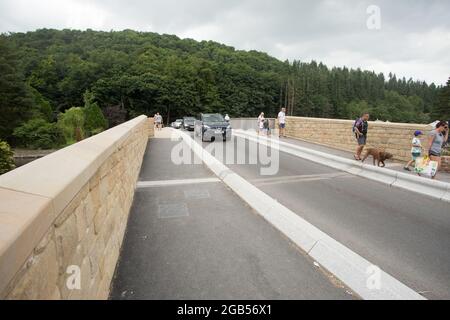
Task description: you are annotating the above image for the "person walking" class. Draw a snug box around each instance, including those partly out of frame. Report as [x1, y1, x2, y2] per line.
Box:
[257, 112, 265, 135]
[404, 130, 423, 171]
[155, 113, 163, 131]
[427, 120, 449, 179]
[278, 107, 286, 138]
[353, 112, 370, 161]
[224, 114, 230, 122]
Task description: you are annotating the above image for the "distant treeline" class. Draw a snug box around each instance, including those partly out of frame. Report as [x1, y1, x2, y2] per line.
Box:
[1, 28, 449, 147]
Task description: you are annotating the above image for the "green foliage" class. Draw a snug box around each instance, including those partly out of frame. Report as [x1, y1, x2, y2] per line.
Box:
[83, 90, 108, 136]
[0, 35, 35, 142]
[13, 118, 64, 149]
[57, 107, 85, 144]
[0, 28, 445, 148]
[431, 77, 450, 120]
[0, 140, 15, 174]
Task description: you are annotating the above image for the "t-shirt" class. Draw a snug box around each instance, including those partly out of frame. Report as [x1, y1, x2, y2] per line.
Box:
[258, 115, 265, 129]
[429, 130, 444, 154]
[355, 118, 368, 135]
[278, 111, 286, 124]
[155, 115, 162, 123]
[411, 137, 422, 154]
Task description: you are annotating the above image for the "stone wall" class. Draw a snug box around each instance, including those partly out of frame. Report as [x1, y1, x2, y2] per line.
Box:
[442, 156, 450, 172]
[0, 115, 150, 300]
[285, 116, 433, 162]
[148, 117, 155, 138]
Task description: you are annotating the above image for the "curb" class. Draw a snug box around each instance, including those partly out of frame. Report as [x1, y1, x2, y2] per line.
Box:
[177, 129, 425, 300]
[233, 130, 450, 203]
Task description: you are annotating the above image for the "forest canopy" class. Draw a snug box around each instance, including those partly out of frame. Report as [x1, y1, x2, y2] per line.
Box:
[0, 28, 448, 147]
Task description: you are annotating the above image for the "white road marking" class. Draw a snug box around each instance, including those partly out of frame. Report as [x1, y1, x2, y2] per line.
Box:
[137, 177, 220, 188]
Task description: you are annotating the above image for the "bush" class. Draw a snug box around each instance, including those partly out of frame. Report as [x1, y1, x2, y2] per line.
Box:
[57, 107, 85, 144]
[83, 90, 108, 136]
[0, 140, 15, 174]
[13, 118, 64, 149]
[84, 102, 108, 136]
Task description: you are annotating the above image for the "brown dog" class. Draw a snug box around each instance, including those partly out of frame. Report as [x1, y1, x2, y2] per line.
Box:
[361, 148, 393, 167]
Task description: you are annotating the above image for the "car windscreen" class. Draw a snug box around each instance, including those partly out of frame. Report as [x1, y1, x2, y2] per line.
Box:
[203, 114, 224, 122]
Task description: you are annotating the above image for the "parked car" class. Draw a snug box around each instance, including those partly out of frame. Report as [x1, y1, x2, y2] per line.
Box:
[183, 116, 196, 131]
[171, 119, 183, 129]
[195, 113, 232, 142]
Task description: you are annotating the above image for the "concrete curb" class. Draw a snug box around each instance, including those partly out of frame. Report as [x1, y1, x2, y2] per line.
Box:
[233, 130, 450, 203]
[177, 129, 425, 300]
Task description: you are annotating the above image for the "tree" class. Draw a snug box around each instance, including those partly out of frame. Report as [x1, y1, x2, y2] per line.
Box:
[0, 140, 15, 175]
[57, 107, 85, 144]
[13, 118, 64, 149]
[0, 35, 34, 142]
[431, 77, 450, 121]
[83, 90, 108, 136]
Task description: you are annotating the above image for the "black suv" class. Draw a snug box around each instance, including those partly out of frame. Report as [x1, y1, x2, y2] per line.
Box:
[195, 113, 232, 142]
[183, 116, 196, 131]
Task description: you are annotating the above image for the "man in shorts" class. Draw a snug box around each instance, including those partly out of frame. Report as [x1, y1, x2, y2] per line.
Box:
[353, 112, 369, 161]
[155, 113, 163, 131]
[278, 107, 286, 138]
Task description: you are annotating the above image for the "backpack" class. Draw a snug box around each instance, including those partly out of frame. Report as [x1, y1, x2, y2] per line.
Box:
[352, 118, 359, 133]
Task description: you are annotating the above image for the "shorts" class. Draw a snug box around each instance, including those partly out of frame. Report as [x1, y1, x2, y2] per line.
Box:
[411, 152, 421, 161]
[429, 150, 441, 157]
[356, 135, 366, 146]
[279, 123, 286, 129]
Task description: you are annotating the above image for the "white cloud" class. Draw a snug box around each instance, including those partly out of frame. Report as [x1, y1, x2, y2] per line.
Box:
[0, 0, 448, 85]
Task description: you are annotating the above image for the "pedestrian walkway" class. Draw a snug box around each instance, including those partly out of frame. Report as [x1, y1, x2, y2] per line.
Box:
[266, 133, 450, 183]
[109, 129, 354, 300]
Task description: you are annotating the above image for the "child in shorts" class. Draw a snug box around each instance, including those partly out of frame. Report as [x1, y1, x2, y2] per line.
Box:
[404, 130, 423, 171]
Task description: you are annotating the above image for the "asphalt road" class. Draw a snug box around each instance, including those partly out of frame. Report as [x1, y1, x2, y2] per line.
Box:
[199, 132, 450, 300]
[110, 136, 354, 300]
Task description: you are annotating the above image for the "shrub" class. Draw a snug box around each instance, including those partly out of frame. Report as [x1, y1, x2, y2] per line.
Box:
[57, 107, 85, 144]
[83, 90, 108, 136]
[84, 102, 108, 136]
[0, 140, 15, 174]
[13, 118, 64, 149]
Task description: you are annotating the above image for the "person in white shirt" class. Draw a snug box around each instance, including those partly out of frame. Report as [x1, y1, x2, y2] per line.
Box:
[257, 112, 265, 135]
[155, 113, 163, 131]
[278, 108, 286, 137]
[404, 130, 423, 171]
[224, 114, 230, 122]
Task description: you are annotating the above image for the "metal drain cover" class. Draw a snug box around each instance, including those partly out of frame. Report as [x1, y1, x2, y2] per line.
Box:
[184, 189, 210, 200]
[158, 203, 189, 219]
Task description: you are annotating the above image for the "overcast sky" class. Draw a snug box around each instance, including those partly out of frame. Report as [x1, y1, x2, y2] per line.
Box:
[1, 0, 449, 85]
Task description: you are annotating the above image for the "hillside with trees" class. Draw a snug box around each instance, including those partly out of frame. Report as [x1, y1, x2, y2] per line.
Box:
[0, 29, 448, 149]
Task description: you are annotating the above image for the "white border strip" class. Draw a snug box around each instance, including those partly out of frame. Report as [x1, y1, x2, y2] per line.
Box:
[137, 177, 219, 188]
[177, 128, 425, 300]
[233, 129, 450, 203]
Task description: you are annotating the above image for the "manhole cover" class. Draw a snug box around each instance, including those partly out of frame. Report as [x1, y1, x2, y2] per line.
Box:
[184, 189, 210, 200]
[158, 203, 189, 219]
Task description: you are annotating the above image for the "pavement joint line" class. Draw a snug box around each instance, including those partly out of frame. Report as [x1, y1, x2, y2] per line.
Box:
[254, 175, 355, 187]
[233, 130, 450, 203]
[177, 128, 426, 300]
[251, 172, 351, 184]
[136, 177, 220, 188]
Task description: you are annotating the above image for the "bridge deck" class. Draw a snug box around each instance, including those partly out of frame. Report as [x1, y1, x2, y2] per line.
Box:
[109, 133, 353, 299]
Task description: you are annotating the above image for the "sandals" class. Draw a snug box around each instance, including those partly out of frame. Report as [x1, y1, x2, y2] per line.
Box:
[354, 155, 362, 161]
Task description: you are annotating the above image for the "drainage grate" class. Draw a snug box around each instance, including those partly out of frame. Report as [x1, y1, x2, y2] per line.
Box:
[184, 189, 211, 200]
[158, 203, 189, 219]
